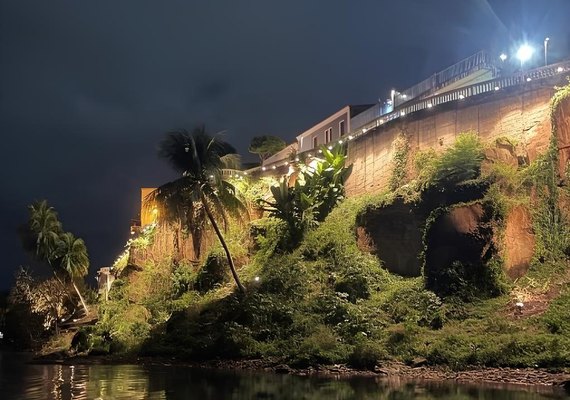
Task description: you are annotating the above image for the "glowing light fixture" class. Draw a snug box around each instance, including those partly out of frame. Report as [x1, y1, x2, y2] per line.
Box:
[362, 128, 367, 133]
[272, 165, 276, 170]
[400, 111, 406, 116]
[494, 86, 500, 91]
[557, 66, 564, 73]
[459, 94, 465, 99]
[427, 103, 433, 108]
[338, 139, 343, 144]
[318, 149, 323, 153]
[262, 166, 266, 171]
[516, 44, 534, 66]
[526, 77, 532, 82]
[499, 53, 507, 61]
[327, 146, 333, 150]
[348, 135, 354, 140]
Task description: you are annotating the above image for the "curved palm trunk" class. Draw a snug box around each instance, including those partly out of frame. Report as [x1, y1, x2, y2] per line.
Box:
[72, 281, 89, 317]
[200, 191, 245, 294]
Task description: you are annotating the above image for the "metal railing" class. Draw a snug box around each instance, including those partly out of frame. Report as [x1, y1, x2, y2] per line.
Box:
[394, 50, 494, 107]
[221, 169, 243, 177]
[351, 61, 570, 138]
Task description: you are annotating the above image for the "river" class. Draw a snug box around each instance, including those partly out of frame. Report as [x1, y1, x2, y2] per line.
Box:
[0, 352, 567, 399]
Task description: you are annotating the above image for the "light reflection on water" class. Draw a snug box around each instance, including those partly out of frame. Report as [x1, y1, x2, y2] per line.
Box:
[0, 352, 567, 400]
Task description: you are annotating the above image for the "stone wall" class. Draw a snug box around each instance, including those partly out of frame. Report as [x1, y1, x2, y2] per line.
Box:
[345, 79, 565, 196]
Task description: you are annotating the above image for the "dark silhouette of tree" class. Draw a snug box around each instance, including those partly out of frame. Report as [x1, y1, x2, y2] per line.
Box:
[249, 135, 286, 161]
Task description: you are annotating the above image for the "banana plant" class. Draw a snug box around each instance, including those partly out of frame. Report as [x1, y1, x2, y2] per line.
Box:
[261, 143, 350, 245]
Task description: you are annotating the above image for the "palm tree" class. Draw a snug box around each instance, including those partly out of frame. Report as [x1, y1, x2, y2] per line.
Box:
[58, 232, 90, 316]
[28, 200, 63, 264]
[147, 127, 247, 293]
[26, 201, 90, 317]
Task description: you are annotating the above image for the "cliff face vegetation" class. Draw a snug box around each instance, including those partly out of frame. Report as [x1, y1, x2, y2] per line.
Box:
[74, 83, 570, 370]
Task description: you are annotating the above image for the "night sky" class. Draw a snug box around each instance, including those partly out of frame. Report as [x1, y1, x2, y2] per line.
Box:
[1, 0, 569, 290]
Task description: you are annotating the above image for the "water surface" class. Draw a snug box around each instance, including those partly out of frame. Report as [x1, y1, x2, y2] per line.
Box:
[0, 352, 567, 399]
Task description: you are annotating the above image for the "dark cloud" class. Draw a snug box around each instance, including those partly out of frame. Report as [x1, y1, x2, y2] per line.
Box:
[1, 0, 569, 289]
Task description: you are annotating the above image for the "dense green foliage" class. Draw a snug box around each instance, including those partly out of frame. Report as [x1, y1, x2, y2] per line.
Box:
[262, 144, 351, 245]
[21, 85, 570, 372]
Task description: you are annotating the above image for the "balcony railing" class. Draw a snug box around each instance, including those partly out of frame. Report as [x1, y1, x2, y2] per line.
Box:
[396, 50, 495, 106]
[352, 51, 496, 131]
[351, 60, 570, 140]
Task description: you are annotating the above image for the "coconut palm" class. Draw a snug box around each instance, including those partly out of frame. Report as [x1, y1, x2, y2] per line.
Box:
[28, 200, 63, 264]
[26, 201, 90, 316]
[147, 127, 247, 293]
[57, 232, 90, 316]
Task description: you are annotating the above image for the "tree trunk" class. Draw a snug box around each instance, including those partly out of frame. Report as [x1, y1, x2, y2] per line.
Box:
[72, 281, 90, 317]
[200, 191, 245, 294]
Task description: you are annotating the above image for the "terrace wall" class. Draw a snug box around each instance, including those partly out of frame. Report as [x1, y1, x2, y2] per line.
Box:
[345, 79, 563, 196]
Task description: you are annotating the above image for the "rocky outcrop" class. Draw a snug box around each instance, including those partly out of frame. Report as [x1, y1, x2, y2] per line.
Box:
[502, 205, 535, 279]
[356, 199, 424, 277]
[554, 93, 570, 180]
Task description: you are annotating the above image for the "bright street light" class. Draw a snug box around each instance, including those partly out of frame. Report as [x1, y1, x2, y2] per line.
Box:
[544, 37, 550, 66]
[499, 53, 507, 62]
[516, 44, 534, 67]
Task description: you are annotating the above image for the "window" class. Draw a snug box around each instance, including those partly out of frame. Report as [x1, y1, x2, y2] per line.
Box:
[325, 128, 332, 143]
[339, 120, 345, 136]
[313, 136, 318, 149]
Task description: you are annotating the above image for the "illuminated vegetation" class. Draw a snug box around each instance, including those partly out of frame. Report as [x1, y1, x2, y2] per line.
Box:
[7, 84, 570, 372]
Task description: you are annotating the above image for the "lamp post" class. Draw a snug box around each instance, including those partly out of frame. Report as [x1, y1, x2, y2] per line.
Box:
[544, 37, 550, 66]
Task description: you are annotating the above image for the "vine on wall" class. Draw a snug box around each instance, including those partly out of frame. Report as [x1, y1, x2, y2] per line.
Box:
[389, 131, 410, 191]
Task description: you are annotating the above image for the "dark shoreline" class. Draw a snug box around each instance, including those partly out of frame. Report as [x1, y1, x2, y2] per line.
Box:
[31, 354, 570, 392]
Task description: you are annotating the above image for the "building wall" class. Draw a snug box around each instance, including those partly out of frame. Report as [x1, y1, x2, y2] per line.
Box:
[298, 110, 350, 153]
[345, 81, 559, 197]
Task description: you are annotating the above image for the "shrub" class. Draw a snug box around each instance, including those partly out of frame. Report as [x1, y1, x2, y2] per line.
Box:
[194, 251, 229, 293]
[384, 324, 420, 362]
[432, 132, 484, 187]
[542, 289, 570, 335]
[381, 283, 443, 328]
[348, 337, 387, 369]
[291, 324, 350, 367]
[250, 217, 293, 260]
[413, 148, 440, 191]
